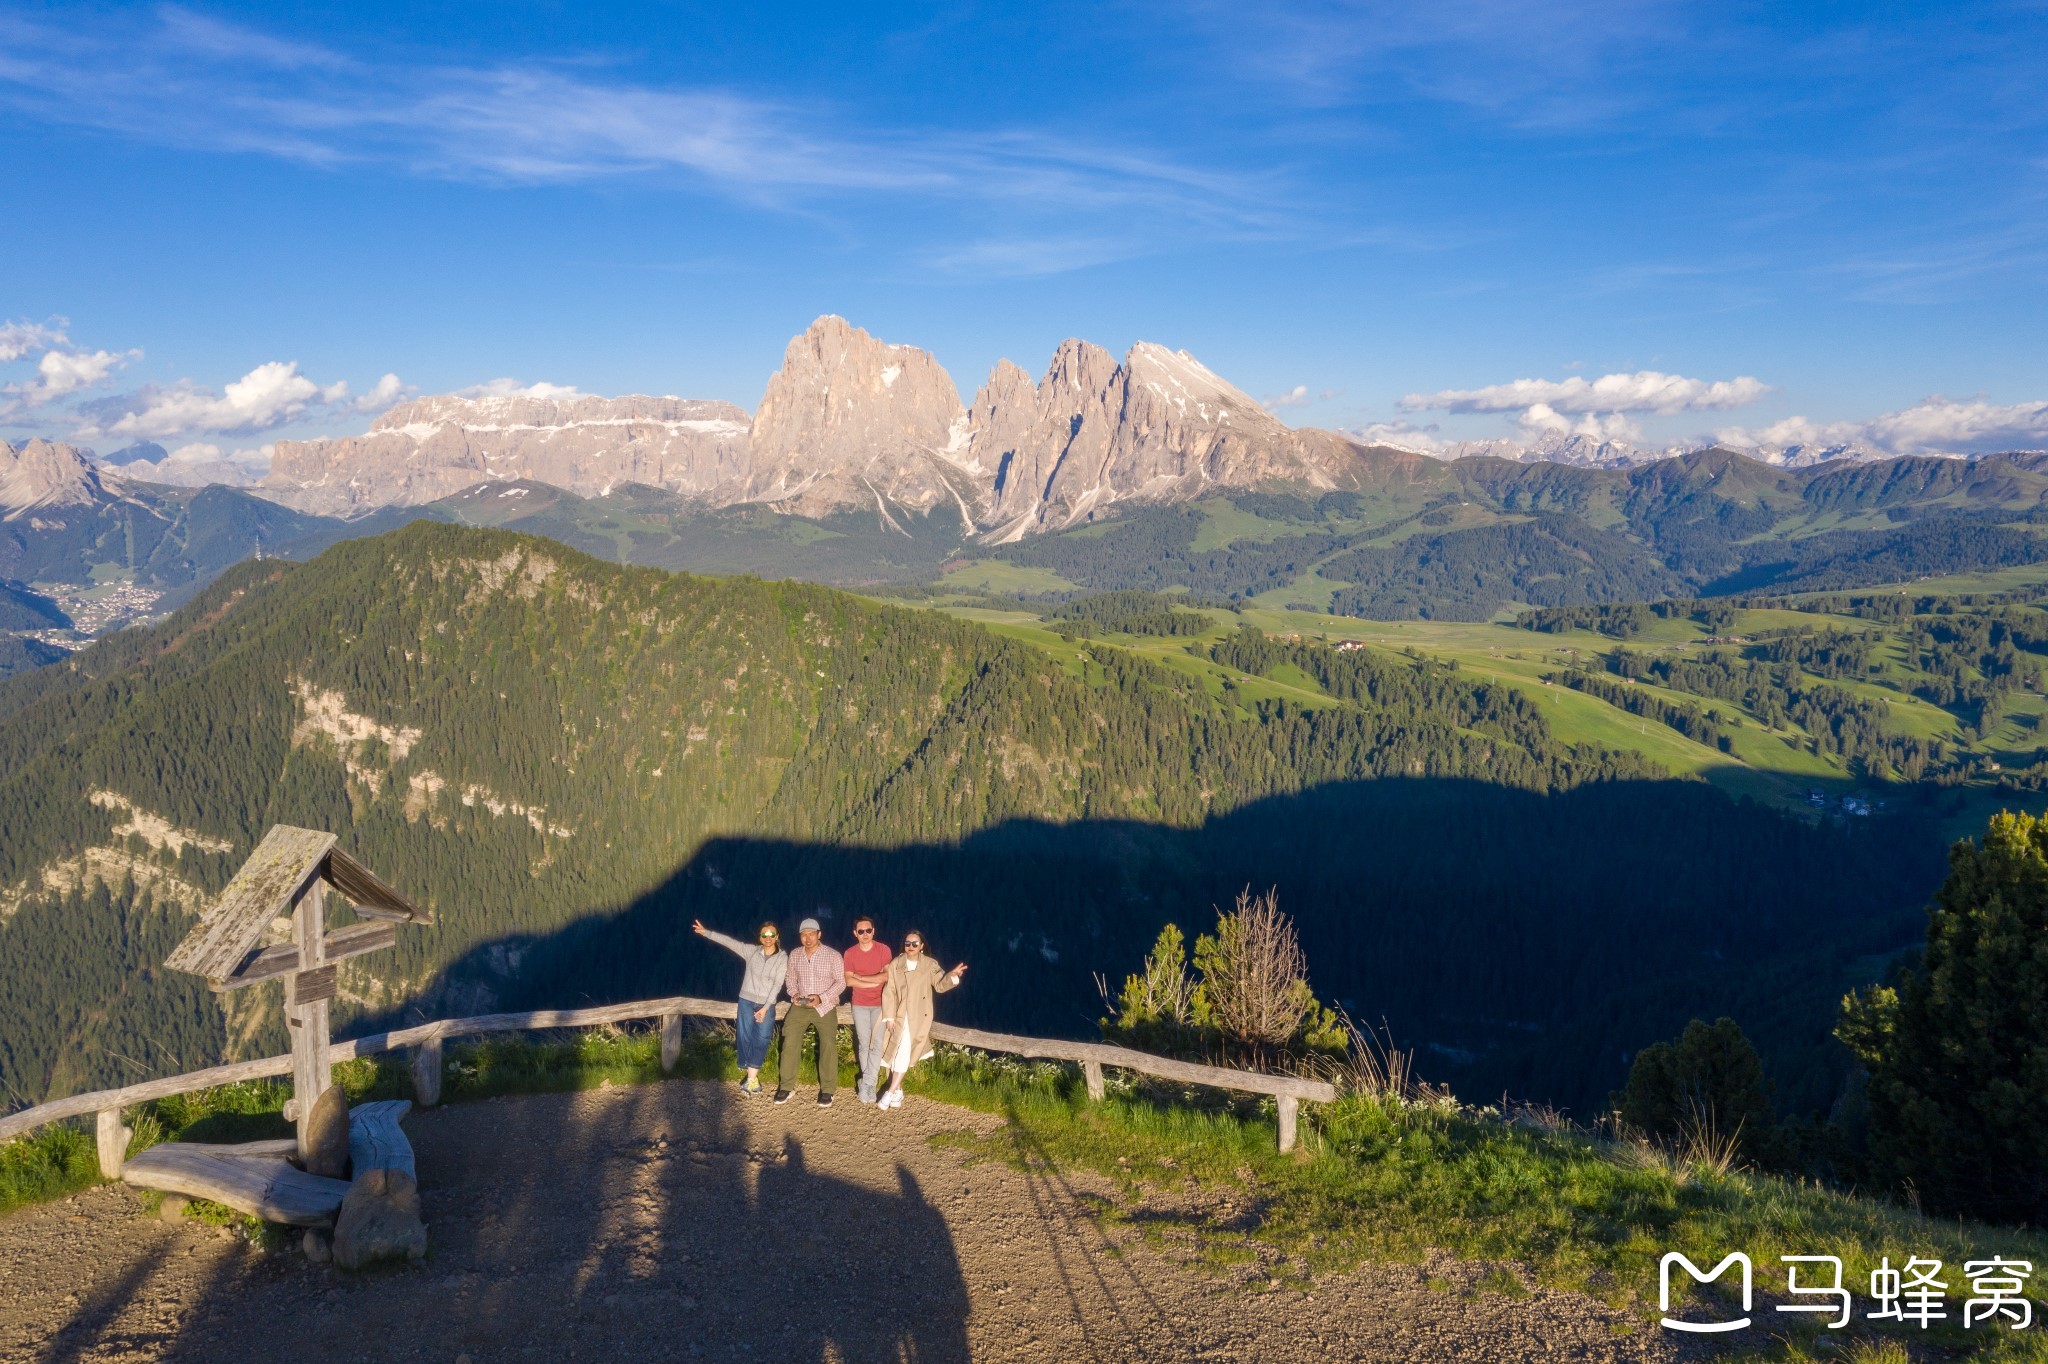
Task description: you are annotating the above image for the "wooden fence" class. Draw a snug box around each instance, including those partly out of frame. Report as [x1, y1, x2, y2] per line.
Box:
[0, 996, 1338, 1171]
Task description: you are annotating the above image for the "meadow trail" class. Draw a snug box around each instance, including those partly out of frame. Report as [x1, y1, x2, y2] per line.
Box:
[0, 1080, 1680, 1363]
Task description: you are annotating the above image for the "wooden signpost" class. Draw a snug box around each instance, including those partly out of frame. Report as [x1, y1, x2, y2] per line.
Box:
[164, 825, 428, 1161]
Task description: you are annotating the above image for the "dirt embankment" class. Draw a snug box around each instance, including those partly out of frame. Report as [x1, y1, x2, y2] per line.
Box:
[0, 1080, 1681, 1362]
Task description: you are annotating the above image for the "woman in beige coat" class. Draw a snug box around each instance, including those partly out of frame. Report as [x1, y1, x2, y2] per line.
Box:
[876, 931, 967, 1111]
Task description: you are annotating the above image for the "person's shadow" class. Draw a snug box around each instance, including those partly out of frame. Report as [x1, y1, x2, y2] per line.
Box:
[755, 1140, 971, 1362]
[69, 1082, 975, 1364]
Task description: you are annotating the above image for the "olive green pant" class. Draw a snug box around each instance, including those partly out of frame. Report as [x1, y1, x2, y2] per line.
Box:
[777, 1005, 838, 1093]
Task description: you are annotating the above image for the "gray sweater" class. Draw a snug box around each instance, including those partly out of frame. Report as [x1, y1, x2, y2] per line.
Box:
[703, 929, 786, 1005]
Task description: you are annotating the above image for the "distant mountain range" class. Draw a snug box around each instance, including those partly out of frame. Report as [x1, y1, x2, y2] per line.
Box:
[255, 316, 1377, 534]
[1407, 430, 1892, 469]
[23, 316, 2035, 542]
[152, 315, 2048, 518]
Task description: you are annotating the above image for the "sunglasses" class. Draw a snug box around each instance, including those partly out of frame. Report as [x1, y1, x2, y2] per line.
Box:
[854, 927, 874, 935]
[759, 931, 778, 940]
[904, 939, 924, 948]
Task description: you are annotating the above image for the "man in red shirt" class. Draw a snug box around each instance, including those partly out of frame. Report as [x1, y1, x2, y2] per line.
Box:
[842, 915, 894, 1104]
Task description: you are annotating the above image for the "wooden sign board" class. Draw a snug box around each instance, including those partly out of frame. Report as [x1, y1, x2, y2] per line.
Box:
[285, 966, 338, 1008]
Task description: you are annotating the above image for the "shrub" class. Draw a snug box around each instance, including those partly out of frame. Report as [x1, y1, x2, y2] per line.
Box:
[1615, 1017, 1775, 1162]
[1103, 888, 1344, 1069]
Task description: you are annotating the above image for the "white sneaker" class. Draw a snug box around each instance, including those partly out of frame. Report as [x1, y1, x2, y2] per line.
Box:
[883, 1090, 903, 1110]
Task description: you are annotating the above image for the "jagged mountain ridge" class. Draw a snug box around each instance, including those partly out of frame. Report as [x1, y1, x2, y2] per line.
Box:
[261, 316, 1379, 530]
[266, 391, 751, 516]
[252, 316, 2041, 528]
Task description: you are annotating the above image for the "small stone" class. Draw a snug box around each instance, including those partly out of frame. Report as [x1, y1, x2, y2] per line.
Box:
[159, 1195, 190, 1222]
[302, 1227, 332, 1264]
[333, 1168, 428, 1270]
[303, 1085, 351, 1179]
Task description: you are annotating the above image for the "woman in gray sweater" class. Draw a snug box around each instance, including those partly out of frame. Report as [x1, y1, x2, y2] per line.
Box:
[694, 918, 784, 1094]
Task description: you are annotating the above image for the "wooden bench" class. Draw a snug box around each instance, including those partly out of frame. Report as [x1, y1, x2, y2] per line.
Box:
[120, 1100, 417, 1228]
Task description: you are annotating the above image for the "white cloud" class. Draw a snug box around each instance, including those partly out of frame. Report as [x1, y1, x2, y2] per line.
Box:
[1396, 369, 1767, 453]
[9, 347, 141, 405]
[0, 320, 67, 363]
[1718, 395, 2048, 458]
[1262, 384, 1312, 410]
[76, 360, 407, 441]
[452, 378, 583, 401]
[353, 372, 408, 411]
[1402, 370, 1770, 416]
[1517, 404, 1643, 443]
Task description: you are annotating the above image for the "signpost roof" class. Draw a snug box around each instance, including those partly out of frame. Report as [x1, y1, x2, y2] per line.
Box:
[164, 826, 428, 985]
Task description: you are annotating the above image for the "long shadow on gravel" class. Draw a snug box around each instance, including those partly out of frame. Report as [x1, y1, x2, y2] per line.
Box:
[128, 1081, 969, 1363]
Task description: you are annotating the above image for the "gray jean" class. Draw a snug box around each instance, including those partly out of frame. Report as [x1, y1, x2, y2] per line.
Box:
[852, 1004, 884, 1097]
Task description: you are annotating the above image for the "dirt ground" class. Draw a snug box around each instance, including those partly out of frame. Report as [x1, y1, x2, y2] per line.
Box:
[0, 1079, 1685, 1363]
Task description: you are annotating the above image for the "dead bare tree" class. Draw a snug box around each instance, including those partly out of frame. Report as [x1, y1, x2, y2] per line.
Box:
[1195, 887, 1317, 1066]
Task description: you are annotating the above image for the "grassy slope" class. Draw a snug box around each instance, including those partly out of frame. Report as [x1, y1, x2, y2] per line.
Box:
[901, 584, 2048, 821]
[9, 1031, 2043, 1361]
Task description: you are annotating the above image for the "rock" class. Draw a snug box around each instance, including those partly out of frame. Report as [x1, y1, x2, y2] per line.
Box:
[158, 1194, 190, 1222]
[302, 1227, 332, 1264]
[303, 1084, 352, 1179]
[332, 1168, 428, 1270]
[0, 439, 103, 514]
[266, 393, 751, 516]
[741, 315, 973, 520]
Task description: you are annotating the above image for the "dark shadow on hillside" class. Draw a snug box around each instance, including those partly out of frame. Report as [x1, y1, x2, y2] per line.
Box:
[361, 776, 1946, 1118]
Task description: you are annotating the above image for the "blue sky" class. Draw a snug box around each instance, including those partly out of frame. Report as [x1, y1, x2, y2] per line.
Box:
[1, 0, 2044, 460]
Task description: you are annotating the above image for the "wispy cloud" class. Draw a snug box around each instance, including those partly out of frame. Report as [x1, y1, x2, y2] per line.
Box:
[0, 7, 1285, 274]
[0, 320, 68, 363]
[1182, 0, 1688, 129]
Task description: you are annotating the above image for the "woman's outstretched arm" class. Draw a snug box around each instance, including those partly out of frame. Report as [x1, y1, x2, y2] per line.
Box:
[693, 920, 751, 958]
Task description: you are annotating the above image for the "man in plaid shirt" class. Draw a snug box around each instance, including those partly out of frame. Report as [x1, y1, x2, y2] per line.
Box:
[776, 916, 845, 1106]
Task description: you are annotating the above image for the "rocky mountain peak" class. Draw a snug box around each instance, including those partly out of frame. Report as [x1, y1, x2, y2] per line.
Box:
[0, 439, 104, 518]
[741, 316, 974, 520]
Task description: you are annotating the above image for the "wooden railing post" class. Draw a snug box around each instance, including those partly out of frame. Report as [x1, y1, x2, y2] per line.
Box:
[1082, 1060, 1105, 1101]
[1277, 1095, 1299, 1154]
[411, 1034, 442, 1109]
[660, 1012, 683, 1073]
[95, 1108, 131, 1179]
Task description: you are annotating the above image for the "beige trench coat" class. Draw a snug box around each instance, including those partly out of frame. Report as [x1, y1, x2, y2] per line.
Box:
[878, 955, 961, 1073]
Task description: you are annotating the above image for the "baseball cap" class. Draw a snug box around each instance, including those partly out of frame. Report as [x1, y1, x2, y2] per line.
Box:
[799, 917, 821, 932]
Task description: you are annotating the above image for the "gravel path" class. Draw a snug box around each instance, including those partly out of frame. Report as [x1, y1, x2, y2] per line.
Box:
[0, 1079, 1684, 1362]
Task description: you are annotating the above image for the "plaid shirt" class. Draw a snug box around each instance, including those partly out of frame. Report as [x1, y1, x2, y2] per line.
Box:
[784, 944, 845, 1012]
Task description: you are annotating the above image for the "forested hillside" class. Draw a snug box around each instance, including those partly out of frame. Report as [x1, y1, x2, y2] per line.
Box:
[969, 450, 2048, 618]
[0, 523, 1937, 1120]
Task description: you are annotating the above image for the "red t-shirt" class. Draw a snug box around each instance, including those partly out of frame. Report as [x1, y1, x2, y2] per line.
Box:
[843, 942, 894, 1008]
